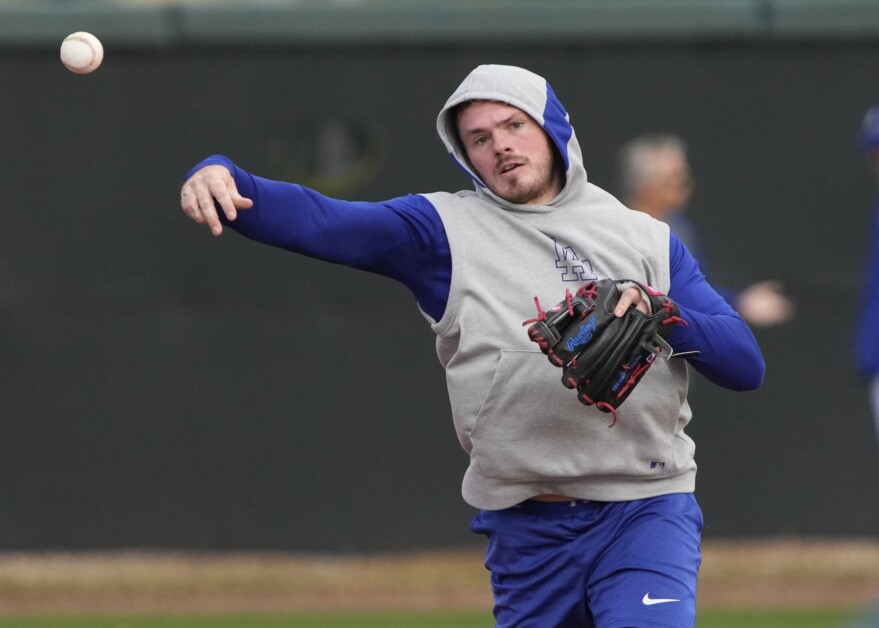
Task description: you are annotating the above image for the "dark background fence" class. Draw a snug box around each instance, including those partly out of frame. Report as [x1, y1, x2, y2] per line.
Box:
[0, 0, 878, 551]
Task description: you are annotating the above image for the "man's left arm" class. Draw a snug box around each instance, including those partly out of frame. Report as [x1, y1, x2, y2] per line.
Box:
[666, 232, 765, 390]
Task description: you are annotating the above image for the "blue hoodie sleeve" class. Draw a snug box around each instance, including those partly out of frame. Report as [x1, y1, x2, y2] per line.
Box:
[185, 158, 763, 391]
[188, 156, 452, 322]
[666, 232, 765, 390]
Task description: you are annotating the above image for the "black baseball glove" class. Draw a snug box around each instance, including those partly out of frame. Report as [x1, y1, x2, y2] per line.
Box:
[523, 278, 687, 426]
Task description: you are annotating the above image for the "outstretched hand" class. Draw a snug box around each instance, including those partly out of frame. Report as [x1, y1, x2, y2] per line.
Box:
[180, 165, 253, 236]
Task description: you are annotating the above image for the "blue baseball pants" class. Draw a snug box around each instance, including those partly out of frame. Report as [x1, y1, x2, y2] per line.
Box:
[471, 493, 703, 627]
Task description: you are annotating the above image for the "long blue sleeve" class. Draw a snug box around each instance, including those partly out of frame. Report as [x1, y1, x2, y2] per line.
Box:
[667, 214, 738, 307]
[186, 156, 763, 391]
[666, 232, 765, 390]
[191, 156, 451, 321]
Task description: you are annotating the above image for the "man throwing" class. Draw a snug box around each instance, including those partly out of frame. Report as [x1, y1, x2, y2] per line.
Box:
[181, 64, 765, 627]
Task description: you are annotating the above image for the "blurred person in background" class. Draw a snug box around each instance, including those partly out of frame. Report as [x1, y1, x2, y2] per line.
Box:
[855, 105, 879, 446]
[618, 133, 795, 327]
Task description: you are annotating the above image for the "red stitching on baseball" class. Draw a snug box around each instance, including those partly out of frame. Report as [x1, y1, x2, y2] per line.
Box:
[64, 35, 98, 71]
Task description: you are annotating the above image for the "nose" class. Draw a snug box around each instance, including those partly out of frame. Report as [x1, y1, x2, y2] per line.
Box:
[494, 135, 514, 154]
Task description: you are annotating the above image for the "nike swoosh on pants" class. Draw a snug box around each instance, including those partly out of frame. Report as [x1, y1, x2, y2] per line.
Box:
[642, 593, 681, 605]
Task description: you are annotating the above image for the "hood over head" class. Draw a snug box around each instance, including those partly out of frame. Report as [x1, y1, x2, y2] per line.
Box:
[436, 64, 587, 207]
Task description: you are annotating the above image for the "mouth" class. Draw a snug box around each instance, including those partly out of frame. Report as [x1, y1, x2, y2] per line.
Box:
[497, 160, 524, 176]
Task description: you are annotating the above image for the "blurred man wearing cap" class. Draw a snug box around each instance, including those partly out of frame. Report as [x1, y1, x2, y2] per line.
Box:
[855, 106, 879, 445]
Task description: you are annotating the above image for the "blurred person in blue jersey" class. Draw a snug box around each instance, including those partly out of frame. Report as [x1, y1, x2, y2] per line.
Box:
[179, 65, 765, 627]
[856, 105, 879, 446]
[618, 133, 795, 328]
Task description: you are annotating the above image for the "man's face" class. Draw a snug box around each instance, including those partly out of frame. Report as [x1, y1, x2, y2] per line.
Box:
[457, 101, 563, 205]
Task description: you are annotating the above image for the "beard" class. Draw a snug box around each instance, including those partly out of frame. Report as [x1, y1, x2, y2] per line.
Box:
[489, 156, 564, 205]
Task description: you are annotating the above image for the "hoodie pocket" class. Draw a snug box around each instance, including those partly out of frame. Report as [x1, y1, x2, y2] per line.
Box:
[469, 350, 679, 482]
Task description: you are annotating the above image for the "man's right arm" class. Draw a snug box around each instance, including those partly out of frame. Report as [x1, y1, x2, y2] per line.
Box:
[180, 157, 452, 322]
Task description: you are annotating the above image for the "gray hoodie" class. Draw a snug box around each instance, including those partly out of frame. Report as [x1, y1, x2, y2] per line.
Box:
[422, 65, 693, 510]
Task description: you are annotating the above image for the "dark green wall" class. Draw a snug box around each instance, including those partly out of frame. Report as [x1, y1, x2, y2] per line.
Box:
[0, 3, 878, 550]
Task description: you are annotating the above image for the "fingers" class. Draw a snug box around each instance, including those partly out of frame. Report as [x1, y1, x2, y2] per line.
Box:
[615, 287, 650, 317]
[180, 165, 253, 236]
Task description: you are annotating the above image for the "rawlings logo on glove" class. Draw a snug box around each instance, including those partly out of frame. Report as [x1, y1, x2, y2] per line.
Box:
[523, 278, 687, 426]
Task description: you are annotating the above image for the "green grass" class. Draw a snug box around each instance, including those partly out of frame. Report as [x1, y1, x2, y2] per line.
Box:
[0, 616, 486, 628]
[699, 608, 858, 627]
[0, 616, 490, 628]
[0, 609, 862, 628]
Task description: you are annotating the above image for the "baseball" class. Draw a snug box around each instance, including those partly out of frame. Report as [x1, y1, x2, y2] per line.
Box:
[60, 31, 103, 74]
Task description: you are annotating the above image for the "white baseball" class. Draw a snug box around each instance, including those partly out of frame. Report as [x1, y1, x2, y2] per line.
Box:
[60, 32, 103, 74]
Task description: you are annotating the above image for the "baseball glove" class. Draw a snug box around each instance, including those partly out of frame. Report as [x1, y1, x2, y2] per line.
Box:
[523, 278, 687, 426]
